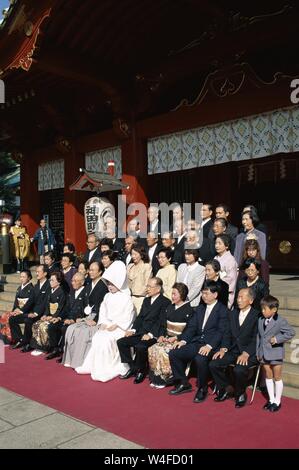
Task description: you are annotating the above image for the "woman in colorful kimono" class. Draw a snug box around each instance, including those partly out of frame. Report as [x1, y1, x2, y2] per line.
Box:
[9, 218, 30, 272]
[0, 270, 33, 344]
[30, 271, 66, 356]
[148, 282, 193, 388]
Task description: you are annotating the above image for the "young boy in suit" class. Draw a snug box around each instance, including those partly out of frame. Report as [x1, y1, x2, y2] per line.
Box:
[257, 295, 295, 412]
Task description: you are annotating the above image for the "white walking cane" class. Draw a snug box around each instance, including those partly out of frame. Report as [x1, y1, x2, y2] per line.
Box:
[250, 364, 261, 404]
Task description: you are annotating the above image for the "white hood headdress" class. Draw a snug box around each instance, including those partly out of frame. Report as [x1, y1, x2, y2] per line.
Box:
[102, 260, 129, 292]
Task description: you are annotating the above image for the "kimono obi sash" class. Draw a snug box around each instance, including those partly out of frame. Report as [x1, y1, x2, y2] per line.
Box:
[166, 320, 186, 337]
[49, 302, 59, 315]
[17, 297, 29, 308]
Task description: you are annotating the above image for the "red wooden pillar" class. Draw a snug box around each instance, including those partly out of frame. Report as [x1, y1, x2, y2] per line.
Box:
[63, 150, 87, 255]
[20, 153, 39, 237]
[121, 124, 149, 207]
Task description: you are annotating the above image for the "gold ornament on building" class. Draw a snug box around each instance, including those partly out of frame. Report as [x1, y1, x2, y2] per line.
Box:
[279, 241, 292, 255]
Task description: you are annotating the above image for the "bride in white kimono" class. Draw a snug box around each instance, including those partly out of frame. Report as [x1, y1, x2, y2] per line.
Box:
[75, 261, 135, 382]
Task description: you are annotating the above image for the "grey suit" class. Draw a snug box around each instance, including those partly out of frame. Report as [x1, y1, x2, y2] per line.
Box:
[257, 314, 295, 362]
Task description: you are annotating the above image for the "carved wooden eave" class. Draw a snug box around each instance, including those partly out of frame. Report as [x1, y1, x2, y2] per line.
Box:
[69, 168, 130, 194]
[0, 1, 57, 74]
[172, 63, 299, 111]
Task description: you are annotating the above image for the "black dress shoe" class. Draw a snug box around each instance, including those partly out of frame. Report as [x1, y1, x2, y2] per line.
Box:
[21, 344, 33, 353]
[119, 369, 135, 379]
[11, 341, 23, 350]
[45, 349, 61, 360]
[263, 401, 273, 410]
[134, 372, 146, 384]
[193, 388, 208, 403]
[235, 393, 247, 408]
[169, 383, 192, 396]
[269, 403, 281, 412]
[214, 390, 230, 402]
[56, 357, 63, 364]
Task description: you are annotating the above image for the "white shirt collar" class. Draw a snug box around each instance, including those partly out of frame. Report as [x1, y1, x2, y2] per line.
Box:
[148, 244, 157, 260]
[150, 293, 160, 304]
[202, 217, 211, 226]
[88, 247, 97, 261]
[39, 279, 47, 288]
[75, 286, 84, 299]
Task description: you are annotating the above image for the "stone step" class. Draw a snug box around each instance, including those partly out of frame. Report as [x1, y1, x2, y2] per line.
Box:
[0, 300, 13, 312]
[283, 363, 299, 388]
[281, 310, 299, 327]
[0, 291, 16, 302]
[277, 295, 299, 311]
[282, 384, 299, 400]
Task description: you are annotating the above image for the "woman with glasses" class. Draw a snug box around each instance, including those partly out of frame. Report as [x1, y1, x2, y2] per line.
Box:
[234, 258, 269, 312]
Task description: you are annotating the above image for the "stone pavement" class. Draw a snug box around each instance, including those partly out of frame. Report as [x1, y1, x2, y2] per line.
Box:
[0, 387, 143, 449]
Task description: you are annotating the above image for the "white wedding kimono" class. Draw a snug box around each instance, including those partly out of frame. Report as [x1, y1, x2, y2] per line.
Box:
[75, 261, 135, 382]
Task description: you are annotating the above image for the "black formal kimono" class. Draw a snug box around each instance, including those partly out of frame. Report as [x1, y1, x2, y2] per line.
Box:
[30, 286, 67, 351]
[9, 280, 51, 344]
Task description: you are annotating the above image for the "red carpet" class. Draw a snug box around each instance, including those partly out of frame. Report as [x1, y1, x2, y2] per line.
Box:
[0, 348, 299, 449]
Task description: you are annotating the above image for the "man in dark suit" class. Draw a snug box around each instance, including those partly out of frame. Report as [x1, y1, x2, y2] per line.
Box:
[146, 232, 162, 275]
[209, 287, 259, 408]
[9, 265, 51, 352]
[201, 203, 213, 238]
[172, 222, 187, 269]
[82, 233, 102, 265]
[117, 277, 170, 384]
[168, 281, 228, 403]
[215, 204, 238, 241]
[147, 206, 161, 238]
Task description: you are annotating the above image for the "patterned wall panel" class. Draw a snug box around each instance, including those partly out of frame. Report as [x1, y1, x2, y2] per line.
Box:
[85, 146, 122, 179]
[38, 159, 64, 191]
[147, 106, 299, 174]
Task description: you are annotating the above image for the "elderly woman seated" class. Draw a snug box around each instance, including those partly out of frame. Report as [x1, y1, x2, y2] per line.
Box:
[75, 261, 135, 381]
[30, 271, 66, 356]
[0, 270, 33, 345]
[148, 282, 193, 388]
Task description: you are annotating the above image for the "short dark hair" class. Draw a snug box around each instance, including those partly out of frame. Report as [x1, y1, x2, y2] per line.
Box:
[216, 203, 230, 213]
[203, 203, 213, 211]
[131, 244, 150, 263]
[152, 277, 163, 289]
[242, 210, 260, 227]
[215, 233, 231, 249]
[201, 280, 220, 295]
[89, 260, 105, 273]
[260, 295, 279, 310]
[205, 259, 221, 273]
[242, 257, 261, 271]
[64, 242, 75, 253]
[101, 250, 117, 262]
[44, 251, 55, 261]
[21, 269, 32, 281]
[214, 217, 228, 229]
[184, 248, 199, 261]
[100, 238, 114, 249]
[172, 282, 189, 301]
[50, 271, 64, 284]
[38, 264, 48, 275]
[157, 247, 173, 260]
[78, 261, 89, 270]
[61, 253, 74, 263]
